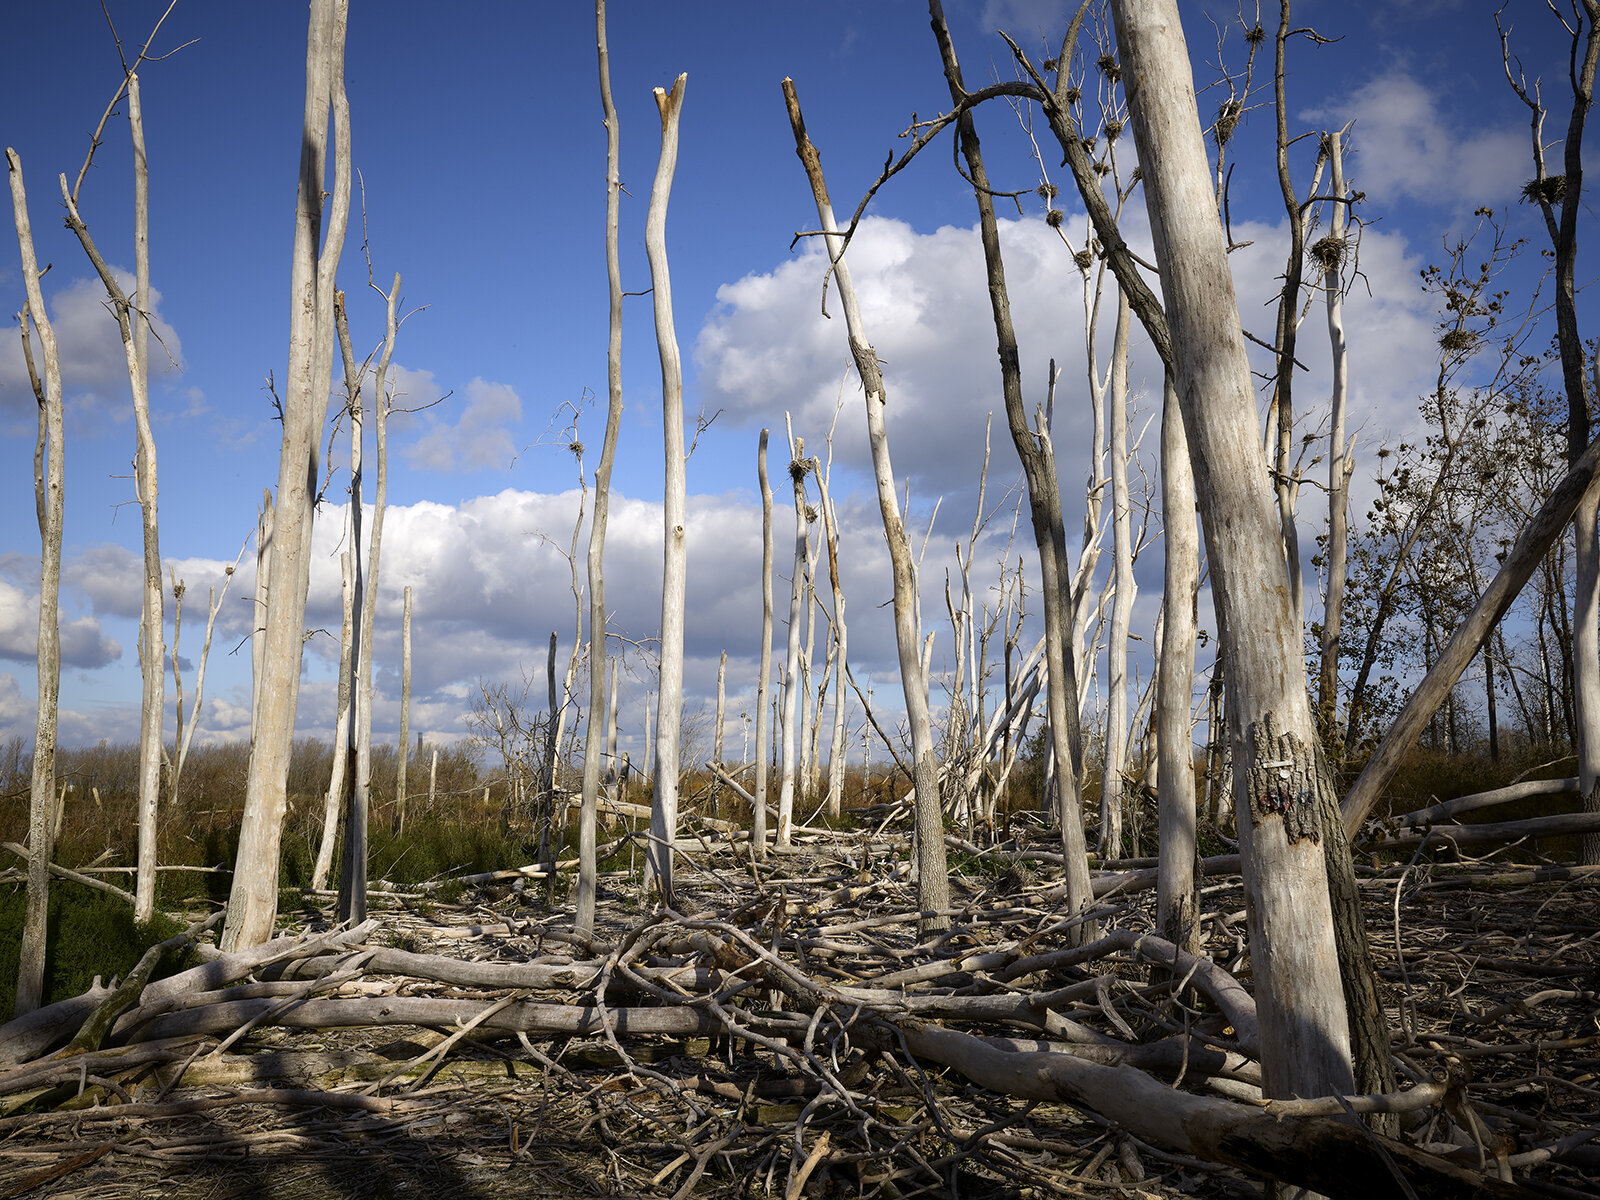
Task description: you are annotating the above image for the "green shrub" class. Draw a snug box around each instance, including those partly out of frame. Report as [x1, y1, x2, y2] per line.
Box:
[0, 883, 189, 1024]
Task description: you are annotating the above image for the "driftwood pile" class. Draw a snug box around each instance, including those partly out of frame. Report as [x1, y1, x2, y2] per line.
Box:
[0, 831, 1596, 1200]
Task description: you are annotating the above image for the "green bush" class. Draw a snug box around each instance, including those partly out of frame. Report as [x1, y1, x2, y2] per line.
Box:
[0, 883, 188, 1024]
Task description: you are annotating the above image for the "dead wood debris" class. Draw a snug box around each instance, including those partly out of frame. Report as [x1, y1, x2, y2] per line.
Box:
[0, 836, 1596, 1200]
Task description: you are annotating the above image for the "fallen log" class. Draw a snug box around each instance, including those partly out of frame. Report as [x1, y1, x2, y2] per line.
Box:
[1388, 778, 1580, 829]
[1367, 809, 1600, 851]
[898, 1021, 1523, 1200]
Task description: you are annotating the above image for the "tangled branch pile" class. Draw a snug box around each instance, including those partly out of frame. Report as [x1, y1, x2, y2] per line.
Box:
[0, 845, 1595, 1199]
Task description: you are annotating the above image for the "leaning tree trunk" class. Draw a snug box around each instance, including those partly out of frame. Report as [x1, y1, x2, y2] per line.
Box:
[926, 4, 1095, 937]
[815, 466, 850, 820]
[783, 79, 951, 931]
[1110, 0, 1356, 1104]
[577, 0, 628, 937]
[8, 149, 64, 1016]
[312, 543, 354, 893]
[225, 0, 351, 951]
[643, 75, 688, 904]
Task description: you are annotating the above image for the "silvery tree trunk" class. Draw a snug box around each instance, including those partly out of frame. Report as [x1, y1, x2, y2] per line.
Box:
[1110, 0, 1356, 1105]
[815, 467, 849, 821]
[1101, 294, 1134, 856]
[643, 75, 688, 904]
[225, 0, 351, 951]
[1316, 129, 1353, 745]
[577, 0, 628, 936]
[1156, 376, 1200, 955]
[752, 430, 774, 860]
[8, 149, 64, 1015]
[56, 66, 167, 922]
[396, 584, 412, 835]
[776, 425, 808, 847]
[312, 543, 354, 892]
[925, 6, 1094, 937]
[783, 80, 951, 931]
[251, 490, 272, 737]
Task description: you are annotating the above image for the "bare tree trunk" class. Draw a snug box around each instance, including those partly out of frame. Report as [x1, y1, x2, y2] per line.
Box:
[1110, 0, 1356, 1105]
[783, 79, 951, 931]
[251, 490, 272, 737]
[924, 9, 1093, 937]
[169, 542, 244, 809]
[336, 293, 367, 926]
[777, 424, 808, 848]
[8, 149, 63, 1015]
[542, 630, 558, 864]
[643, 75, 688, 904]
[815, 468, 849, 821]
[396, 584, 412, 836]
[1317, 129, 1352, 745]
[1102, 294, 1135, 856]
[577, 0, 628, 937]
[752, 430, 774, 861]
[129, 74, 163, 926]
[1157, 377, 1200, 955]
[225, 0, 351, 951]
[312, 543, 353, 892]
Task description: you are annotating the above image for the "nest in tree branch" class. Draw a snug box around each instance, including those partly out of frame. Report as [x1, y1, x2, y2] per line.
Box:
[788, 457, 811, 483]
[1096, 52, 1120, 82]
[1308, 235, 1348, 272]
[1522, 175, 1566, 206]
[1215, 101, 1242, 147]
[1064, 85, 1082, 104]
[1046, 208, 1065, 228]
[1104, 118, 1124, 142]
[1074, 247, 1095, 270]
[1438, 328, 1479, 355]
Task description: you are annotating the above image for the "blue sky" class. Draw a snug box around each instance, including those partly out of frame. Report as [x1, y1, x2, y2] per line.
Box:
[0, 0, 1586, 766]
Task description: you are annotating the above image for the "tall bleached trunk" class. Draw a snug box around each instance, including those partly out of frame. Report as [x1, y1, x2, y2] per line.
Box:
[643, 75, 688, 904]
[783, 79, 951, 931]
[225, 0, 351, 951]
[926, 5, 1094, 937]
[1101, 294, 1135, 856]
[1317, 130, 1352, 745]
[752, 430, 774, 860]
[815, 467, 850, 820]
[577, 0, 628, 936]
[1110, 0, 1356, 1105]
[312, 543, 354, 892]
[776, 426, 808, 847]
[396, 584, 412, 835]
[1156, 377, 1200, 955]
[8, 149, 64, 1015]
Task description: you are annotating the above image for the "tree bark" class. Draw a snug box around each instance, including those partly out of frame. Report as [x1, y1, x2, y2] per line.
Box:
[1109, 0, 1356, 1103]
[8, 149, 64, 1015]
[643, 75, 688, 905]
[396, 584, 412, 836]
[225, 0, 351, 950]
[783, 79, 951, 931]
[1317, 130, 1352, 745]
[1102, 293, 1135, 855]
[577, 0, 627, 936]
[752, 430, 774, 861]
[777, 427, 807, 847]
[1156, 377, 1200, 956]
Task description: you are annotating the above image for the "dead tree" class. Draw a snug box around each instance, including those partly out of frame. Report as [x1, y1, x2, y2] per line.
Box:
[926, 5, 1095, 936]
[1108, 0, 1355, 1103]
[396, 583, 413, 835]
[577, 0, 628, 937]
[643, 75, 688, 904]
[7, 149, 63, 1016]
[783, 79, 951, 931]
[1500, 2, 1600, 862]
[224, 0, 351, 951]
[776, 422, 809, 847]
[752, 430, 774, 861]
